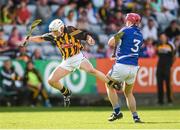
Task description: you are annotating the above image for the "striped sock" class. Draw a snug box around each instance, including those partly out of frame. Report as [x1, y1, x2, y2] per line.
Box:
[60, 86, 71, 96]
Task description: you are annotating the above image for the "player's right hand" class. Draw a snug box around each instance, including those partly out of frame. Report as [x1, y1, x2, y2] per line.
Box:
[20, 37, 29, 46]
[110, 55, 116, 60]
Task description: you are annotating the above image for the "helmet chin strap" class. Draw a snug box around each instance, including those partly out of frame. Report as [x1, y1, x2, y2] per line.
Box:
[58, 25, 65, 36]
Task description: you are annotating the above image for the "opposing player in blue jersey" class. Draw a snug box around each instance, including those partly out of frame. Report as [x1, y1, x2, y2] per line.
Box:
[106, 13, 143, 123]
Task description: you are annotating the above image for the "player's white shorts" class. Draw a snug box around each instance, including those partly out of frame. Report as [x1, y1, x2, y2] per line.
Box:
[108, 63, 139, 85]
[59, 52, 87, 71]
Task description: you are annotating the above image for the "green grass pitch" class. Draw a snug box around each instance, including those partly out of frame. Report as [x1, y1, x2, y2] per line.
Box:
[0, 106, 180, 129]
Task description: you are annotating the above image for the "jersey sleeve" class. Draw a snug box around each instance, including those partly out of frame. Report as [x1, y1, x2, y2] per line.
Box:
[41, 33, 54, 42]
[114, 27, 126, 43]
[169, 41, 176, 56]
[66, 26, 91, 40]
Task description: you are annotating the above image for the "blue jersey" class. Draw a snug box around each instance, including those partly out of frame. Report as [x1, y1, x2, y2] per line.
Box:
[116, 25, 143, 66]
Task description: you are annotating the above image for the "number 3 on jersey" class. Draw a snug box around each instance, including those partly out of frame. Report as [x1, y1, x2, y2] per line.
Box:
[131, 39, 141, 53]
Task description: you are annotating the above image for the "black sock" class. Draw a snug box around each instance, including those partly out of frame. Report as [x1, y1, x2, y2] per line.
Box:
[60, 86, 71, 96]
[108, 80, 114, 86]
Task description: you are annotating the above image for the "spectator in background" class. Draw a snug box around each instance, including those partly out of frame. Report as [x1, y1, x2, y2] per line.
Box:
[140, 38, 156, 58]
[0, 27, 9, 52]
[16, 1, 31, 25]
[64, 10, 77, 27]
[99, 0, 112, 24]
[8, 27, 23, 49]
[114, 0, 128, 13]
[0, 4, 13, 24]
[162, 0, 179, 16]
[23, 61, 51, 107]
[76, 8, 89, 31]
[148, 0, 162, 12]
[92, 0, 104, 9]
[156, 33, 176, 105]
[109, 10, 124, 30]
[155, 7, 176, 31]
[142, 18, 158, 41]
[174, 35, 180, 57]
[141, 8, 157, 27]
[16, 46, 31, 62]
[48, 0, 68, 5]
[35, 0, 51, 24]
[64, 1, 77, 20]
[165, 20, 180, 40]
[95, 43, 106, 58]
[44, 4, 65, 33]
[31, 48, 43, 60]
[86, 2, 99, 24]
[0, 60, 23, 106]
[105, 23, 118, 35]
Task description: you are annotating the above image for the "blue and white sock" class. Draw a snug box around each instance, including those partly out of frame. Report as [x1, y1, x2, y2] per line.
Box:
[113, 105, 121, 115]
[132, 112, 139, 120]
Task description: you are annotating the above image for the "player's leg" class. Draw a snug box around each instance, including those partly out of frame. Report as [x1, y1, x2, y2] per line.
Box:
[105, 64, 125, 121]
[156, 68, 164, 105]
[123, 83, 140, 122]
[164, 67, 173, 104]
[40, 87, 52, 107]
[105, 84, 123, 121]
[48, 66, 72, 107]
[79, 58, 122, 89]
[123, 67, 142, 123]
[79, 58, 109, 83]
[124, 83, 142, 123]
[28, 86, 39, 106]
[48, 66, 70, 90]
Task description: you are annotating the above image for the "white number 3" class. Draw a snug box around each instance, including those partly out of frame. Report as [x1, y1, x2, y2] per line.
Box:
[131, 39, 141, 52]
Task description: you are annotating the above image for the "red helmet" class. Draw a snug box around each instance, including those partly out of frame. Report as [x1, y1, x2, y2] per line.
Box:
[125, 13, 141, 25]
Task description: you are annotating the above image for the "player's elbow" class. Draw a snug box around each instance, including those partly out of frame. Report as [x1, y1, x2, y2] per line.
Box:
[108, 37, 116, 47]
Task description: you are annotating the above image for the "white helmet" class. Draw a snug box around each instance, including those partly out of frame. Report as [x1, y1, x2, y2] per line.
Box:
[49, 19, 64, 32]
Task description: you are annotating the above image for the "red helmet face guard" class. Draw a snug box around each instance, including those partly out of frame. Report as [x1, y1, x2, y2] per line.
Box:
[125, 13, 141, 25]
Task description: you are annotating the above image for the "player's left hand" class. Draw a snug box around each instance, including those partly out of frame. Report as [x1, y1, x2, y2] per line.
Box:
[86, 35, 95, 45]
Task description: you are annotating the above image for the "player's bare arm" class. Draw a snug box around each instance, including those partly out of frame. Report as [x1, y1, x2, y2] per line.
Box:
[28, 36, 46, 43]
[108, 31, 124, 58]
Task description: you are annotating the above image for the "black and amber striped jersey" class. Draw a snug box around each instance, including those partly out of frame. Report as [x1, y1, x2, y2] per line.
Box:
[157, 41, 175, 66]
[41, 26, 89, 59]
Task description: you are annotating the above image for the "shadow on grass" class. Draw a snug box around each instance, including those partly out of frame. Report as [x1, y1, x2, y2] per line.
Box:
[0, 105, 180, 112]
[144, 121, 180, 124]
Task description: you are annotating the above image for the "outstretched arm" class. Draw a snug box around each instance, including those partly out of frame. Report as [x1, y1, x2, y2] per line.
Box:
[27, 36, 45, 43]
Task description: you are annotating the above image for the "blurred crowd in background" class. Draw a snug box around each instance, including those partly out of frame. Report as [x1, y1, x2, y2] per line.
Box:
[0, 0, 180, 107]
[0, 0, 179, 60]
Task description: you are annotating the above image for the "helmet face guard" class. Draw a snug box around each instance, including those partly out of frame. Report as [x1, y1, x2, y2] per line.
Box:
[49, 19, 64, 35]
[125, 13, 141, 26]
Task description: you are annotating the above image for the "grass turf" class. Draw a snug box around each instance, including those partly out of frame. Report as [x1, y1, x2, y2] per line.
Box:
[0, 106, 180, 129]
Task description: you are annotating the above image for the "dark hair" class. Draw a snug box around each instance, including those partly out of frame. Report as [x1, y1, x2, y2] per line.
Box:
[27, 60, 34, 65]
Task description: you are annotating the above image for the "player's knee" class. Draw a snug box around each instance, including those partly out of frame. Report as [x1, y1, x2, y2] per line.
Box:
[48, 78, 57, 86]
[124, 91, 131, 97]
[124, 83, 133, 96]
